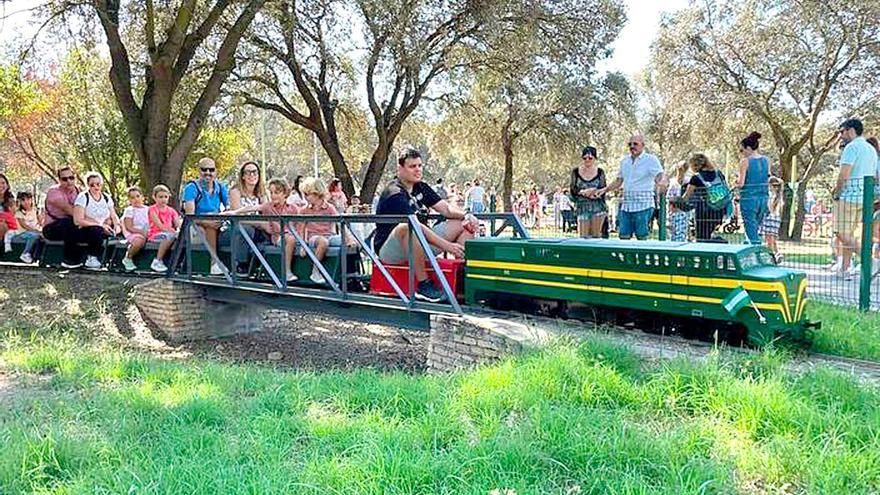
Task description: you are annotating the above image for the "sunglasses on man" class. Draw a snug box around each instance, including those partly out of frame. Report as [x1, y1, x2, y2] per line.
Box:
[60, 176, 76, 182]
[201, 167, 216, 173]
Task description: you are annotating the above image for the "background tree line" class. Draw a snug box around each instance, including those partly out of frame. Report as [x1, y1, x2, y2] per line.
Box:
[0, 0, 876, 238]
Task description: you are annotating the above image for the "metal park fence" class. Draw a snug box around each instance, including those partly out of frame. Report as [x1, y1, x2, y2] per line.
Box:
[499, 177, 878, 311]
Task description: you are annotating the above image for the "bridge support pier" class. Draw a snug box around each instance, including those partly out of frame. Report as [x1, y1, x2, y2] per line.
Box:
[427, 315, 550, 372]
[134, 279, 263, 343]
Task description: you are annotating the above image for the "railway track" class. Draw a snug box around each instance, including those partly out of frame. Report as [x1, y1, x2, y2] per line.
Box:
[3, 262, 879, 384]
[468, 304, 880, 384]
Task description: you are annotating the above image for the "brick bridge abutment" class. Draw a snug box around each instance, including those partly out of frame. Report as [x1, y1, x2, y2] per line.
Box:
[135, 279, 549, 371]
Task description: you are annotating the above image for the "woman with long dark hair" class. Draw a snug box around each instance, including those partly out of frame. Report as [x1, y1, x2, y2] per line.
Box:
[569, 146, 607, 238]
[287, 175, 307, 207]
[737, 131, 770, 244]
[229, 160, 269, 273]
[230, 161, 266, 209]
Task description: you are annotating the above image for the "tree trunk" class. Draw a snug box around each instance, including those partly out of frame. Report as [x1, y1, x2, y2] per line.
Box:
[501, 130, 514, 213]
[790, 180, 808, 241]
[360, 144, 392, 203]
[96, 0, 266, 205]
[777, 151, 795, 240]
[316, 129, 355, 197]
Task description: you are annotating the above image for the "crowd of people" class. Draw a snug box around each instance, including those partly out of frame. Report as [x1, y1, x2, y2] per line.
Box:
[553, 120, 880, 279]
[0, 151, 477, 302]
[1, 118, 878, 296]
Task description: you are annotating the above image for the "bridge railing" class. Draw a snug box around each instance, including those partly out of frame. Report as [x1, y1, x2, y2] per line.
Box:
[166, 212, 529, 315]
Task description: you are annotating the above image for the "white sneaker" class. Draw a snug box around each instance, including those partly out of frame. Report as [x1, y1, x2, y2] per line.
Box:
[19, 252, 33, 264]
[60, 261, 82, 269]
[309, 267, 325, 284]
[286, 271, 298, 282]
[150, 259, 168, 273]
[827, 260, 842, 272]
[84, 256, 102, 270]
[210, 263, 223, 275]
[847, 263, 859, 275]
[122, 257, 137, 272]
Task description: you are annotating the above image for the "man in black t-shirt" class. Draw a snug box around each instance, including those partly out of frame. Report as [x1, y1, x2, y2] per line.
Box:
[374, 149, 478, 302]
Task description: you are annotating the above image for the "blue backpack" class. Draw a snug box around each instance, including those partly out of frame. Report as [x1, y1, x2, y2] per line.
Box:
[181, 180, 227, 214]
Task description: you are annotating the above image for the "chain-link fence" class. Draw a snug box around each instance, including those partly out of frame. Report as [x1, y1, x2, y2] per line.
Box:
[491, 177, 878, 310]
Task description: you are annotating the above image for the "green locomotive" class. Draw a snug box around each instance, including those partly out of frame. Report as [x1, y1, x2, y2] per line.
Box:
[464, 238, 816, 345]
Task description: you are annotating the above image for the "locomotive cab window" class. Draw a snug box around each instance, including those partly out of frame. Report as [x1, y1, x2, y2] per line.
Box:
[739, 251, 775, 270]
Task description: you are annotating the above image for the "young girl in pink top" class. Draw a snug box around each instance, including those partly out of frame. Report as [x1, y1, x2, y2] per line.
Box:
[147, 184, 182, 272]
[299, 177, 339, 284]
[227, 178, 300, 282]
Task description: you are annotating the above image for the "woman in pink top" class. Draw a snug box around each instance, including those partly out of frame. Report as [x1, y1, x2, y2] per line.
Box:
[299, 177, 339, 284]
[225, 177, 300, 282]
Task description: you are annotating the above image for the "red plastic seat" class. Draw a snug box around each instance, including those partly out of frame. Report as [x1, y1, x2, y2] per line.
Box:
[369, 258, 465, 299]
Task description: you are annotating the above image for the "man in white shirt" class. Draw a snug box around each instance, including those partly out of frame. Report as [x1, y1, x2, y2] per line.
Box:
[465, 179, 486, 213]
[831, 118, 877, 277]
[598, 134, 668, 240]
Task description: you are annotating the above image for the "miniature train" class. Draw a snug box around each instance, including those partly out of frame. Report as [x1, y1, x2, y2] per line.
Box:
[465, 238, 816, 345]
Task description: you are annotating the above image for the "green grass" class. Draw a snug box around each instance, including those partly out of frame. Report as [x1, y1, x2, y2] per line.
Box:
[781, 252, 833, 267]
[808, 300, 880, 361]
[2, 322, 880, 494]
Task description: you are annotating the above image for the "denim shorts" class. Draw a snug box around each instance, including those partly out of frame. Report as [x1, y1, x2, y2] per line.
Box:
[577, 210, 607, 222]
[151, 232, 177, 242]
[379, 222, 446, 264]
[618, 207, 653, 240]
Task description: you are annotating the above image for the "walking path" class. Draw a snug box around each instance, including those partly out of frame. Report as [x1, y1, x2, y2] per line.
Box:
[783, 262, 880, 310]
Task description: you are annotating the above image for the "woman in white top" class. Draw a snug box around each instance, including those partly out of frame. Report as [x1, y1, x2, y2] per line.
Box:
[229, 160, 270, 273]
[73, 171, 122, 270]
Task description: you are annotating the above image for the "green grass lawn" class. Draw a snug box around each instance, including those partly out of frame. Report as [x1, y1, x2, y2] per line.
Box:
[2, 320, 879, 494]
[808, 300, 880, 361]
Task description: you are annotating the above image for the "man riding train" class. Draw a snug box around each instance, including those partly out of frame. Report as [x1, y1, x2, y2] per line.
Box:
[373, 149, 479, 303]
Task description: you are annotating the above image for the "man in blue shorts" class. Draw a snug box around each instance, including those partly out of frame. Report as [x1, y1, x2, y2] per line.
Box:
[374, 149, 478, 302]
[598, 134, 667, 240]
